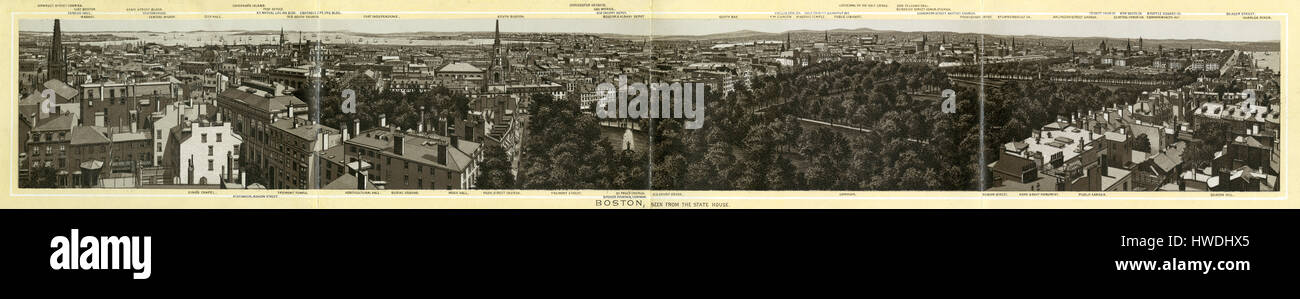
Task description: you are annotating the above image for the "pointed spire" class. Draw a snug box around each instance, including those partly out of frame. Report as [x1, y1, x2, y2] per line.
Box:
[48, 19, 66, 82]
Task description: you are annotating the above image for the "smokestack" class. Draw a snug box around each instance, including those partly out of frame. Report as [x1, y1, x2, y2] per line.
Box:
[419, 106, 425, 133]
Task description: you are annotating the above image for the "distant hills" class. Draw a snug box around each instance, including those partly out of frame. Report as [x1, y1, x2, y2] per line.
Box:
[20, 26, 1279, 51]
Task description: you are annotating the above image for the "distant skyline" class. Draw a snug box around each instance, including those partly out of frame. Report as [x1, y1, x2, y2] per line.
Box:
[19, 18, 1281, 42]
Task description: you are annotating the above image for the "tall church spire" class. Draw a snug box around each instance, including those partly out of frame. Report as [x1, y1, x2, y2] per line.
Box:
[48, 19, 66, 82]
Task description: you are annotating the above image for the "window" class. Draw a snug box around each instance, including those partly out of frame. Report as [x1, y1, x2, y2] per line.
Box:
[208, 146, 214, 156]
[157, 142, 163, 152]
[201, 134, 208, 143]
[208, 159, 214, 171]
[216, 133, 222, 142]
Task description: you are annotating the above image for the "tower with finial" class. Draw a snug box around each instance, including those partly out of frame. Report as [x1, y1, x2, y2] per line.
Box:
[48, 19, 67, 83]
[486, 19, 510, 89]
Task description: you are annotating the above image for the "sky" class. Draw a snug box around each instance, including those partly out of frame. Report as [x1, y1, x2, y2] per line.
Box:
[19, 18, 1281, 42]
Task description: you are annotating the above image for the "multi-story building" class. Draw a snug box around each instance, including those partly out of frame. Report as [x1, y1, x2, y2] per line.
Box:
[176, 122, 243, 185]
[264, 117, 341, 189]
[320, 124, 481, 190]
[212, 86, 309, 187]
[78, 81, 177, 130]
[26, 114, 76, 185]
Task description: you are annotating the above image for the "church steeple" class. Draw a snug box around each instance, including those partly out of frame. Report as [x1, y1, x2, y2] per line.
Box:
[783, 32, 789, 51]
[486, 19, 509, 89]
[48, 19, 66, 82]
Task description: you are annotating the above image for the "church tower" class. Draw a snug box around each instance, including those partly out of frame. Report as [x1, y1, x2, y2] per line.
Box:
[486, 19, 510, 89]
[48, 19, 67, 82]
[783, 32, 789, 51]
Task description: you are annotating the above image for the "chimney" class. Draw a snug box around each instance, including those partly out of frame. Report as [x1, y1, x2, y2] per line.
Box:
[393, 134, 404, 155]
[354, 118, 361, 138]
[418, 106, 425, 133]
[380, 114, 387, 128]
[1100, 154, 1108, 177]
[321, 131, 330, 151]
[356, 168, 366, 190]
[1216, 168, 1230, 191]
[274, 82, 286, 95]
[1176, 164, 1186, 191]
[240, 171, 246, 189]
[437, 141, 448, 165]
[439, 115, 448, 136]
[449, 120, 459, 148]
[226, 152, 233, 183]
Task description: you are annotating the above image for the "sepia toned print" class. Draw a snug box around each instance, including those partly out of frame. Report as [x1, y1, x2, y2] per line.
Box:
[14, 18, 1280, 192]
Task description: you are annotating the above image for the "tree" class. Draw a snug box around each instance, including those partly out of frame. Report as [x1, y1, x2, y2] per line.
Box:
[23, 166, 59, 188]
[474, 144, 515, 189]
[1130, 133, 1152, 153]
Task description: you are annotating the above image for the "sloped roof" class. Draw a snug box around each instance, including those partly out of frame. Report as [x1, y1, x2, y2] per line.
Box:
[217, 89, 306, 114]
[69, 126, 111, 145]
[439, 62, 482, 73]
[323, 173, 378, 190]
[43, 79, 78, 100]
[33, 114, 75, 132]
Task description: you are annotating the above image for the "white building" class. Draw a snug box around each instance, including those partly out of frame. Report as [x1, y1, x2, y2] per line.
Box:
[178, 122, 242, 185]
[151, 101, 206, 167]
